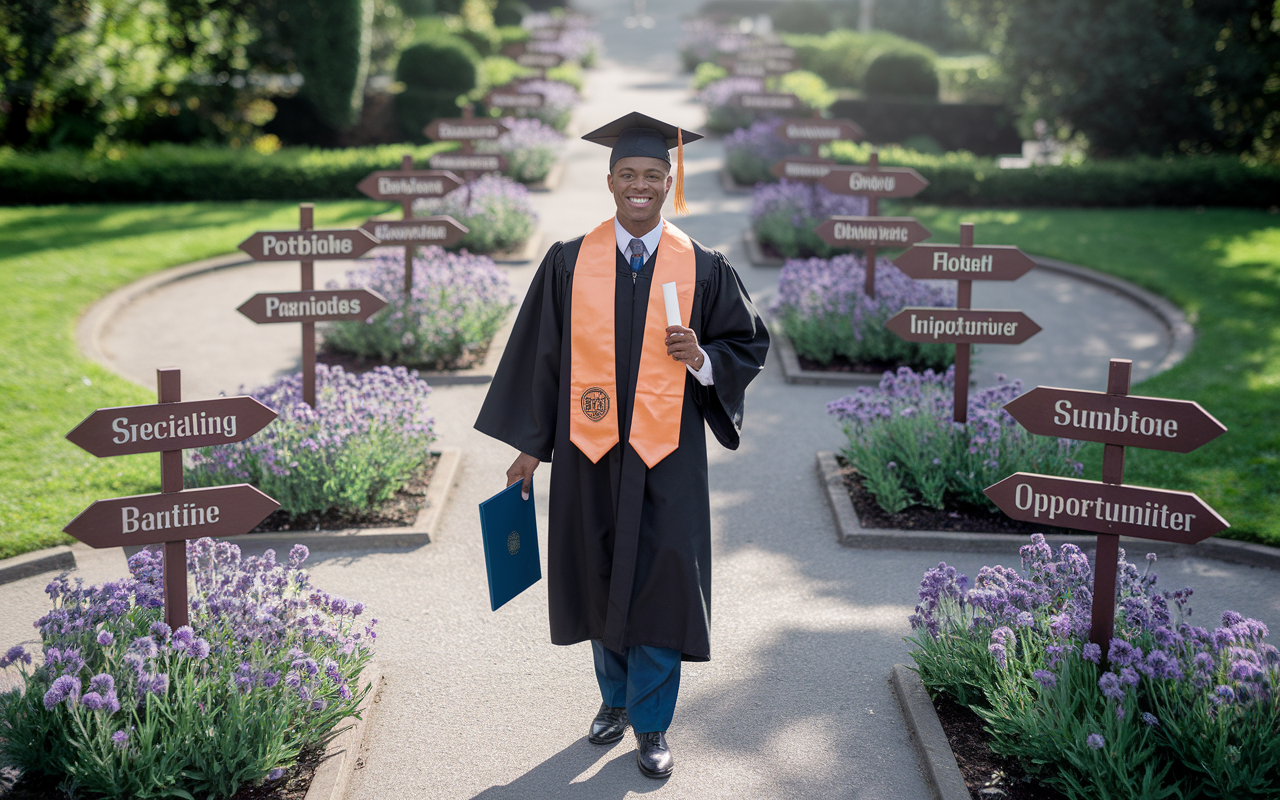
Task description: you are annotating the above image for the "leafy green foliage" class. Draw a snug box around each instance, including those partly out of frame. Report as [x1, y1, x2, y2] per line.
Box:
[278, 0, 374, 130]
[394, 35, 479, 140]
[0, 142, 450, 203]
[826, 141, 1280, 207]
[936, 54, 1009, 103]
[782, 28, 937, 90]
[863, 50, 939, 99]
[945, 0, 1280, 160]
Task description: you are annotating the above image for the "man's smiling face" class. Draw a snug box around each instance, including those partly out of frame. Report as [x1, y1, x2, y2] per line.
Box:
[608, 156, 671, 232]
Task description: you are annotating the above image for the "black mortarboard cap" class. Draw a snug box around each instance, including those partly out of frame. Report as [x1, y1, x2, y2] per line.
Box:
[581, 112, 704, 214]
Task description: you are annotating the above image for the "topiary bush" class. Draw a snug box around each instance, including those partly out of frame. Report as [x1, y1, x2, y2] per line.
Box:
[280, 0, 374, 130]
[863, 50, 939, 99]
[394, 36, 480, 140]
[783, 29, 939, 91]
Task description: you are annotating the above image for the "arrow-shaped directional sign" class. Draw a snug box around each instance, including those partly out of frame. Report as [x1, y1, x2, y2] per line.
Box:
[516, 52, 563, 68]
[815, 216, 931, 249]
[423, 118, 509, 142]
[356, 170, 463, 201]
[486, 89, 544, 109]
[884, 308, 1041, 344]
[360, 215, 468, 247]
[428, 152, 509, 174]
[237, 289, 388, 325]
[776, 118, 863, 144]
[818, 165, 930, 198]
[67, 397, 277, 457]
[736, 93, 802, 112]
[1003, 388, 1227, 453]
[769, 157, 837, 182]
[984, 473, 1228, 545]
[893, 244, 1037, 281]
[64, 484, 280, 549]
[239, 228, 380, 261]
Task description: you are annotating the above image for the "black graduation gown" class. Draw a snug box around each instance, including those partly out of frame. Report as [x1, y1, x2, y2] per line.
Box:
[474, 233, 770, 661]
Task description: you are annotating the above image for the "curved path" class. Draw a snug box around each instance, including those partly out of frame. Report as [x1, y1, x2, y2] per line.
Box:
[6, 1, 1279, 798]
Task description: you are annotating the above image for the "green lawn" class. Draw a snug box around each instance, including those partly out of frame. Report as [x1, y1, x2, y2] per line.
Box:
[1, 204, 1278, 559]
[898, 205, 1280, 545]
[0, 201, 390, 560]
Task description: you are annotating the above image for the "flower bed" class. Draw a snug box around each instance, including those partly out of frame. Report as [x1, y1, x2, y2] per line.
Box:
[416, 173, 538, 254]
[500, 79, 579, 133]
[751, 179, 868, 259]
[325, 246, 514, 369]
[725, 118, 803, 186]
[477, 117, 564, 184]
[829, 368, 1085, 515]
[774, 254, 954, 371]
[698, 71, 836, 134]
[909, 535, 1280, 799]
[0, 540, 375, 799]
[185, 365, 436, 517]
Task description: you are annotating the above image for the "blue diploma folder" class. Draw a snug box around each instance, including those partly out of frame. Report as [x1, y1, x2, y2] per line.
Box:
[478, 481, 542, 611]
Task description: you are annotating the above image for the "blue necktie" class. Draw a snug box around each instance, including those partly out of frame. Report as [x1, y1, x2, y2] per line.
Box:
[629, 238, 645, 274]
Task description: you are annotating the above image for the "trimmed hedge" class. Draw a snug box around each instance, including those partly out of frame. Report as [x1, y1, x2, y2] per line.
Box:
[0, 143, 452, 204]
[826, 142, 1280, 207]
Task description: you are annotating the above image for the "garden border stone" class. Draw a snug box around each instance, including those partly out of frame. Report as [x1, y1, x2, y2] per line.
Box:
[718, 165, 754, 196]
[304, 661, 383, 800]
[890, 664, 971, 800]
[526, 161, 566, 193]
[0, 546, 76, 587]
[486, 227, 545, 265]
[742, 228, 785, 267]
[233, 447, 462, 552]
[816, 451, 1280, 569]
[767, 317, 882, 387]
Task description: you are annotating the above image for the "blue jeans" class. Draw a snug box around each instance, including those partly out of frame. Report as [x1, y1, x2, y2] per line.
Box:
[591, 640, 681, 733]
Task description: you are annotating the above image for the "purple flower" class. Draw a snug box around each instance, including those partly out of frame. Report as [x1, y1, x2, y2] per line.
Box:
[43, 675, 81, 709]
[988, 642, 1008, 669]
[89, 673, 115, 695]
[1212, 685, 1236, 704]
[1082, 643, 1101, 664]
[1086, 733, 1105, 750]
[1230, 660, 1263, 682]
[150, 622, 171, 641]
[1141, 712, 1159, 726]
[1108, 640, 1139, 667]
[112, 730, 129, 748]
[80, 691, 105, 711]
[171, 625, 194, 647]
[1033, 670, 1057, 689]
[1098, 672, 1125, 701]
[96, 630, 114, 647]
[289, 545, 309, 570]
[267, 768, 286, 781]
[0, 645, 30, 668]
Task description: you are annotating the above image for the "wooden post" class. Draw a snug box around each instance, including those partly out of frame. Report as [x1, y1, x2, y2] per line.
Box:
[953, 223, 975, 423]
[1089, 358, 1132, 658]
[299, 203, 316, 407]
[864, 151, 879, 298]
[401, 155, 415, 298]
[157, 368, 189, 630]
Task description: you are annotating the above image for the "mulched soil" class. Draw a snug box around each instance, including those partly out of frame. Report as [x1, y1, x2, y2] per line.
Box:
[838, 458, 1072, 535]
[933, 694, 1066, 800]
[252, 454, 437, 533]
[798, 353, 917, 374]
[317, 345, 488, 376]
[0, 747, 325, 800]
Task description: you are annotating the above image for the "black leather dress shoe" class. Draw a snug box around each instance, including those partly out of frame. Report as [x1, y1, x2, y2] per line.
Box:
[635, 730, 673, 778]
[588, 703, 629, 745]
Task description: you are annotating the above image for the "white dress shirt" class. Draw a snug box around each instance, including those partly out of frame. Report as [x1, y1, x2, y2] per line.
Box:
[613, 216, 714, 386]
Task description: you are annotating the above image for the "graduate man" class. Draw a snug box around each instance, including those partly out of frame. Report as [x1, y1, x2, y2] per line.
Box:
[475, 112, 770, 779]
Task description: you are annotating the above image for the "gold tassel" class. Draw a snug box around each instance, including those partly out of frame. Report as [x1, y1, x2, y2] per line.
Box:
[673, 127, 689, 215]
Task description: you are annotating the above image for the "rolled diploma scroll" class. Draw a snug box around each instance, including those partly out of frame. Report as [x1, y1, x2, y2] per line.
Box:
[662, 282, 682, 327]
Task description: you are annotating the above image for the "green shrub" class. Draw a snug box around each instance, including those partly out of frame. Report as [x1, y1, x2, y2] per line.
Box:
[0, 142, 451, 204]
[693, 62, 729, 91]
[937, 55, 1010, 104]
[826, 141, 1280, 207]
[494, 1, 530, 27]
[282, 0, 374, 130]
[782, 29, 937, 90]
[395, 35, 480, 140]
[777, 70, 837, 113]
[863, 51, 939, 99]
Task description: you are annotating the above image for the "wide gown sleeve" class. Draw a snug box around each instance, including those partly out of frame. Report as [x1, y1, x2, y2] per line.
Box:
[694, 251, 770, 450]
[473, 243, 568, 462]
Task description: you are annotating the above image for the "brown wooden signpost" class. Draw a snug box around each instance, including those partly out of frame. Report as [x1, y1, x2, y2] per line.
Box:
[738, 45, 796, 61]
[516, 51, 563, 75]
[815, 216, 931, 249]
[736, 92, 802, 113]
[236, 289, 388, 325]
[816, 152, 930, 297]
[776, 118, 864, 145]
[725, 58, 796, 77]
[64, 368, 279, 629]
[237, 204, 382, 407]
[423, 118, 509, 142]
[358, 155, 469, 298]
[891, 223, 1041, 422]
[985, 358, 1230, 656]
[427, 151, 508, 174]
[486, 88, 545, 110]
[770, 156, 838, 182]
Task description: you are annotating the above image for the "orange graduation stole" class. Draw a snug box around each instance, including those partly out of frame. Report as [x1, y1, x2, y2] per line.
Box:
[569, 218, 696, 469]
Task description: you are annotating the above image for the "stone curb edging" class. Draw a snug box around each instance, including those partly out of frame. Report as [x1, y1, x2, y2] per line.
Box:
[890, 664, 970, 800]
[743, 229, 785, 267]
[0, 546, 76, 587]
[769, 318, 882, 387]
[816, 451, 1280, 569]
[526, 160, 566, 193]
[1030, 256, 1194, 375]
[304, 661, 383, 800]
[233, 447, 462, 551]
[718, 166, 754, 196]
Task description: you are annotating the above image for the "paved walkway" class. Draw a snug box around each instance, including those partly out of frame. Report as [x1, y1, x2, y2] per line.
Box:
[7, 0, 1280, 797]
